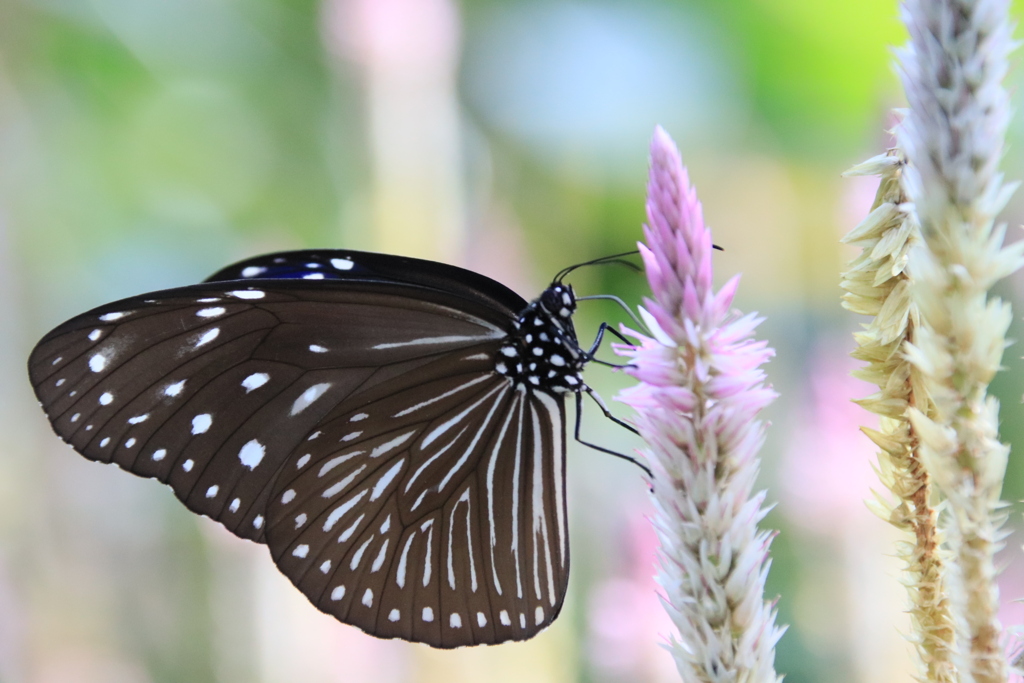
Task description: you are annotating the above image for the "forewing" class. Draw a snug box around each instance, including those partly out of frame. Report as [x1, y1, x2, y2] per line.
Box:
[204, 249, 526, 321]
[266, 369, 571, 648]
[28, 281, 507, 542]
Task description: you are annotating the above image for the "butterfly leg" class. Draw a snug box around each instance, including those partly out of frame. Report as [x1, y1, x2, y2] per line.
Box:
[583, 322, 636, 369]
[583, 386, 638, 435]
[573, 390, 651, 479]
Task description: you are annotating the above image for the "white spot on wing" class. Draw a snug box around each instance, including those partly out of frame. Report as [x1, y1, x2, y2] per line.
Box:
[500, 610, 511, 626]
[322, 465, 366, 499]
[229, 498, 241, 513]
[99, 311, 129, 321]
[206, 485, 219, 498]
[534, 392, 568, 569]
[241, 373, 269, 392]
[350, 413, 368, 422]
[449, 613, 462, 628]
[281, 489, 296, 504]
[535, 606, 544, 625]
[421, 383, 505, 451]
[238, 440, 265, 469]
[70, 413, 80, 423]
[361, 589, 373, 607]
[422, 607, 434, 622]
[477, 612, 487, 627]
[351, 539, 373, 570]
[152, 449, 166, 461]
[89, 354, 108, 373]
[99, 437, 110, 447]
[373, 334, 495, 350]
[318, 450, 362, 477]
[196, 307, 226, 318]
[370, 431, 415, 458]
[193, 328, 220, 348]
[421, 520, 435, 587]
[183, 459, 194, 472]
[241, 266, 266, 278]
[388, 609, 400, 622]
[124, 438, 136, 448]
[128, 414, 148, 425]
[303, 273, 325, 280]
[253, 515, 264, 529]
[290, 383, 331, 416]
[331, 257, 354, 270]
[393, 375, 490, 418]
[296, 454, 311, 469]
[339, 514, 365, 542]
[309, 344, 327, 353]
[292, 544, 309, 558]
[370, 540, 389, 572]
[320, 560, 331, 573]
[165, 380, 186, 397]
[191, 414, 212, 434]
[397, 534, 415, 588]
[88, 329, 102, 341]
[99, 392, 113, 405]
[370, 460, 405, 501]
[323, 489, 368, 532]
[331, 585, 345, 601]
[228, 290, 264, 299]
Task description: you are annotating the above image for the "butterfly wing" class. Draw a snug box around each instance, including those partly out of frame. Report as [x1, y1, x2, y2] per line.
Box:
[265, 355, 569, 647]
[29, 251, 570, 646]
[28, 278, 511, 542]
[204, 248, 527, 318]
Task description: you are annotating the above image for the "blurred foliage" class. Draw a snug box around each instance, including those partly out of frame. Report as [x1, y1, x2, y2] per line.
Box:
[2, 1, 1024, 683]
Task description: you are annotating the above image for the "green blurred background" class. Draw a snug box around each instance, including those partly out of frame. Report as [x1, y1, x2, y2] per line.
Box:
[2, 1, 1024, 682]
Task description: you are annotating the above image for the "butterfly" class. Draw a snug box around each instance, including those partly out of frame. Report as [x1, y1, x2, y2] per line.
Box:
[27, 248, 642, 648]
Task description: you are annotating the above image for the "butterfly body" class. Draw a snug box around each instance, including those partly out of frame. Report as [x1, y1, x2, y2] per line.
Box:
[29, 249, 591, 647]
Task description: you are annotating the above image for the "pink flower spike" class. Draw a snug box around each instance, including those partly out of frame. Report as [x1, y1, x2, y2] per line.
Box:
[616, 127, 781, 683]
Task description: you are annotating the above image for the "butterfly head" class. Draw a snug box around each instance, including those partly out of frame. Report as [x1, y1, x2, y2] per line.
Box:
[538, 283, 577, 320]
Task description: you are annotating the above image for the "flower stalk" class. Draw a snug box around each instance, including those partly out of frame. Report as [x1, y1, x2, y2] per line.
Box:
[862, 0, 1023, 681]
[841, 147, 956, 683]
[617, 126, 783, 683]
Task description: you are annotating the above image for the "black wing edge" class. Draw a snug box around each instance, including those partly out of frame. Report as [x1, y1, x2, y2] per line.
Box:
[204, 249, 528, 322]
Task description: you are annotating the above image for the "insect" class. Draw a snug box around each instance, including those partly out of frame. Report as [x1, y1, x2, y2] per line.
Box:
[27, 249, 644, 648]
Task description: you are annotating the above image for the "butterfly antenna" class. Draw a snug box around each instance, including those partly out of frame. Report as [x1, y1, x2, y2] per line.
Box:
[555, 244, 722, 284]
[554, 250, 641, 283]
[575, 294, 647, 333]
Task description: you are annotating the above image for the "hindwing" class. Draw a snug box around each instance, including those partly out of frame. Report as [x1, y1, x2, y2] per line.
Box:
[266, 359, 569, 647]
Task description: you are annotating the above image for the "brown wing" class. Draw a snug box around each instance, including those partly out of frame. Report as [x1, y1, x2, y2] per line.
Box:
[27, 282, 507, 543]
[266, 365, 570, 647]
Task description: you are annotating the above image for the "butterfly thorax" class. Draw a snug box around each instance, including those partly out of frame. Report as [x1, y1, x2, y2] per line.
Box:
[494, 283, 584, 393]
